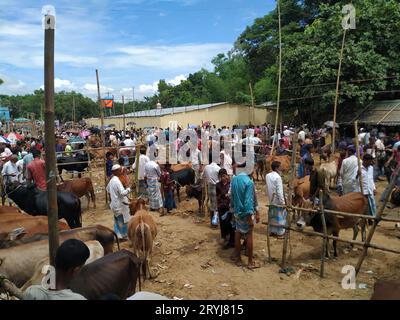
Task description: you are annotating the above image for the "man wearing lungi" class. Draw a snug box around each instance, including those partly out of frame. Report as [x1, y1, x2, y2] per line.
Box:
[144, 159, 165, 216]
[106, 164, 131, 240]
[266, 161, 287, 239]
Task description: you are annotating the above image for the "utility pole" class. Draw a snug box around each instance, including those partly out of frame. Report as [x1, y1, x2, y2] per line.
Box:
[96, 69, 108, 205]
[132, 87, 135, 114]
[72, 94, 76, 128]
[122, 95, 126, 133]
[43, 6, 59, 266]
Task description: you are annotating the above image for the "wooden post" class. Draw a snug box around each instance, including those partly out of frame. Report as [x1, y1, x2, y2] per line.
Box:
[355, 165, 400, 274]
[332, 30, 347, 155]
[122, 95, 126, 135]
[281, 133, 297, 269]
[43, 9, 59, 266]
[72, 94, 76, 128]
[96, 69, 108, 205]
[249, 82, 255, 125]
[270, 0, 282, 157]
[354, 121, 364, 194]
[134, 143, 140, 195]
[319, 189, 328, 278]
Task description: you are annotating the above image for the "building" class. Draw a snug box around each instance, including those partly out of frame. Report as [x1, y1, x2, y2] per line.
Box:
[338, 100, 400, 126]
[85, 102, 275, 130]
[0, 106, 10, 123]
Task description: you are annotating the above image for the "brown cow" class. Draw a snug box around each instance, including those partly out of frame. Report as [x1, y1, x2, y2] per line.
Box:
[297, 192, 368, 257]
[0, 206, 20, 214]
[0, 214, 70, 241]
[265, 155, 291, 175]
[69, 249, 142, 300]
[371, 280, 400, 300]
[128, 208, 157, 279]
[0, 225, 120, 287]
[1, 225, 119, 254]
[292, 175, 310, 220]
[20, 240, 104, 291]
[57, 177, 96, 209]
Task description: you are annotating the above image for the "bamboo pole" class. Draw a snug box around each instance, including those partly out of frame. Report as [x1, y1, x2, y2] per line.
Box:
[134, 143, 141, 196]
[266, 203, 400, 223]
[354, 121, 364, 194]
[264, 221, 400, 255]
[332, 30, 347, 156]
[96, 69, 108, 205]
[122, 95, 126, 135]
[319, 189, 328, 278]
[355, 165, 400, 274]
[281, 133, 297, 269]
[249, 82, 255, 125]
[43, 10, 59, 266]
[270, 0, 282, 157]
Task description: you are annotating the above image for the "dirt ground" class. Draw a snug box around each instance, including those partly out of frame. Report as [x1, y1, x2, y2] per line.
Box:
[78, 164, 400, 300]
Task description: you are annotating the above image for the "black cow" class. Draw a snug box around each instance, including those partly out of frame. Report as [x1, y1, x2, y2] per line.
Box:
[6, 184, 82, 228]
[390, 187, 400, 207]
[186, 182, 204, 214]
[69, 249, 142, 300]
[170, 168, 195, 202]
[57, 153, 89, 181]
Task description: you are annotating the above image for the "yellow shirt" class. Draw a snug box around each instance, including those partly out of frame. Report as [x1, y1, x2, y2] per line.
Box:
[65, 145, 72, 156]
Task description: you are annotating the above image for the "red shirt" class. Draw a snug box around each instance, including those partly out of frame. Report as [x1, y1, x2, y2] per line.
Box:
[27, 158, 47, 190]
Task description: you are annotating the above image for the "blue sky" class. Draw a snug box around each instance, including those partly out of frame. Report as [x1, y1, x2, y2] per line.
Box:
[0, 0, 275, 101]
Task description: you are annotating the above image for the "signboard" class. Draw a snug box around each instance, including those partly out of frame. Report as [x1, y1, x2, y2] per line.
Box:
[101, 96, 114, 108]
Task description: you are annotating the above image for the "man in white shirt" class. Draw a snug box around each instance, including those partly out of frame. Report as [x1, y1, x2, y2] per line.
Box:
[2, 154, 19, 187]
[132, 146, 150, 198]
[16, 152, 26, 183]
[266, 161, 287, 238]
[106, 164, 131, 240]
[220, 149, 233, 176]
[337, 146, 359, 195]
[144, 159, 164, 215]
[123, 134, 136, 148]
[24, 239, 89, 300]
[203, 158, 221, 226]
[190, 145, 203, 183]
[361, 154, 376, 219]
[298, 127, 306, 142]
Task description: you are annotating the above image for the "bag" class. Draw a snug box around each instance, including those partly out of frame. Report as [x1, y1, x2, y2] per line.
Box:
[212, 212, 219, 226]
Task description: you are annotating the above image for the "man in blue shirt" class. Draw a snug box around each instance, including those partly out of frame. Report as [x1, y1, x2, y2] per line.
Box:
[230, 164, 260, 269]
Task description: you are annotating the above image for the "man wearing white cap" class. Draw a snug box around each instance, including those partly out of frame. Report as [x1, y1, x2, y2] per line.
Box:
[106, 164, 131, 240]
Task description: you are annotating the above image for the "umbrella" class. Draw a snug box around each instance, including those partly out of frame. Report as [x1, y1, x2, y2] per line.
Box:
[79, 130, 91, 138]
[324, 121, 339, 129]
[4, 132, 23, 143]
[0, 135, 11, 144]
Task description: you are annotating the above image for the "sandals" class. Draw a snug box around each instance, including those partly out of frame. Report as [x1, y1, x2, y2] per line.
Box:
[247, 261, 261, 270]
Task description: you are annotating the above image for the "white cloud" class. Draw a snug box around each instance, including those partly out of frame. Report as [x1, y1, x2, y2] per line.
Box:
[167, 74, 186, 86]
[83, 83, 114, 94]
[0, 74, 28, 95]
[112, 43, 231, 70]
[54, 78, 74, 89]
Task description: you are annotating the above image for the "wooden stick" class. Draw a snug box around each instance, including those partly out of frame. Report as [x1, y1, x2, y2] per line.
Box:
[319, 189, 328, 278]
[44, 11, 59, 266]
[249, 82, 255, 125]
[134, 143, 140, 196]
[281, 133, 297, 268]
[266, 204, 400, 223]
[332, 30, 347, 155]
[355, 165, 400, 274]
[354, 121, 364, 194]
[263, 222, 400, 255]
[122, 95, 126, 134]
[270, 0, 282, 157]
[96, 69, 109, 205]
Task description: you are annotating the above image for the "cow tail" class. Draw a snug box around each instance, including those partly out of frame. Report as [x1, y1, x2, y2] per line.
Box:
[112, 230, 120, 251]
[140, 216, 147, 275]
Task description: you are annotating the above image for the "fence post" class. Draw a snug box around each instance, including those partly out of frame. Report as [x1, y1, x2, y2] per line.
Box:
[319, 189, 328, 278]
[281, 133, 297, 269]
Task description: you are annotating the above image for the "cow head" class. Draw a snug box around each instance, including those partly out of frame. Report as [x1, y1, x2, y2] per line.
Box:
[296, 199, 315, 229]
[129, 197, 147, 216]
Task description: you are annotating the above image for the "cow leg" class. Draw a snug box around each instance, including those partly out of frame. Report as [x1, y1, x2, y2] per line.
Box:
[86, 193, 91, 210]
[90, 188, 96, 209]
[332, 231, 339, 257]
[177, 186, 181, 203]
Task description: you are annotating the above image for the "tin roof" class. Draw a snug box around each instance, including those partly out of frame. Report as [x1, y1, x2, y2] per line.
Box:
[338, 100, 400, 126]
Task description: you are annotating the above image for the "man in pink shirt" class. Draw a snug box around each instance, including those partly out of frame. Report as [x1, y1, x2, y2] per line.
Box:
[27, 149, 47, 191]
